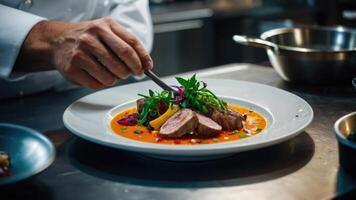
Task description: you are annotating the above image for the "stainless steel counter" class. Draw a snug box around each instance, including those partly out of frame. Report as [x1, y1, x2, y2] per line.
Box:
[1, 63, 355, 200]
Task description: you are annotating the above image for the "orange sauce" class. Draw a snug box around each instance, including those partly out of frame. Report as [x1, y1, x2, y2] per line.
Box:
[111, 104, 267, 145]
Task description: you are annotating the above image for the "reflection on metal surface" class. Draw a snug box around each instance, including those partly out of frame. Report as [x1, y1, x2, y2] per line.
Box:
[234, 26, 356, 84]
[334, 112, 356, 180]
[208, 0, 262, 12]
[154, 20, 203, 33]
[335, 112, 356, 138]
[67, 132, 314, 187]
[343, 10, 356, 20]
[152, 9, 213, 24]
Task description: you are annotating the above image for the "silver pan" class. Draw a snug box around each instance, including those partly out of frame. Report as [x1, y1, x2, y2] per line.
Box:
[233, 26, 356, 84]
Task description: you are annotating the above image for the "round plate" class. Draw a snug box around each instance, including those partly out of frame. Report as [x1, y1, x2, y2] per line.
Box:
[63, 79, 313, 161]
[0, 123, 55, 185]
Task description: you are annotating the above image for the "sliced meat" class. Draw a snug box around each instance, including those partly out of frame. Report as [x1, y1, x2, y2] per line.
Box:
[210, 108, 243, 131]
[159, 109, 198, 138]
[195, 113, 222, 137]
[136, 98, 146, 113]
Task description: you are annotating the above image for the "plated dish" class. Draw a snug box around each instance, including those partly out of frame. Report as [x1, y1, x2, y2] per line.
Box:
[111, 75, 267, 145]
[63, 78, 313, 161]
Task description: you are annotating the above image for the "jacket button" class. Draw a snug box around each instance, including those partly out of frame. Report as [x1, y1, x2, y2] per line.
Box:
[23, 0, 33, 9]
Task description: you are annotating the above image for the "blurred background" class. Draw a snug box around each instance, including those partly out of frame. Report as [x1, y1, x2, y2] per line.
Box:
[148, 0, 356, 76]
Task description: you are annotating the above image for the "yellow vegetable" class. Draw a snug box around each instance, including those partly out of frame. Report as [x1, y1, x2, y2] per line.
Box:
[149, 104, 179, 130]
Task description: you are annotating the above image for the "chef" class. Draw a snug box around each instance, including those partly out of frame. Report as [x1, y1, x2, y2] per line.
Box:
[0, 0, 153, 98]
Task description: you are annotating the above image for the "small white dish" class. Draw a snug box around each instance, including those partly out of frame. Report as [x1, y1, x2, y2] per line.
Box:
[63, 79, 313, 161]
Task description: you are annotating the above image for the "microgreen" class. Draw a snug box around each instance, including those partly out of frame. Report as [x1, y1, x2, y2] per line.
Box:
[138, 90, 173, 124]
[239, 133, 247, 138]
[137, 74, 227, 125]
[174, 74, 227, 113]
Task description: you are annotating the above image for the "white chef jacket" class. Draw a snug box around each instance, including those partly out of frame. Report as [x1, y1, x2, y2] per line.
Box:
[0, 0, 153, 98]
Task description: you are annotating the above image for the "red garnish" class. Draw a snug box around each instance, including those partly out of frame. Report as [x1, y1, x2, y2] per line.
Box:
[117, 113, 139, 126]
[0, 166, 11, 177]
[173, 86, 185, 104]
[174, 140, 181, 144]
[0, 151, 10, 177]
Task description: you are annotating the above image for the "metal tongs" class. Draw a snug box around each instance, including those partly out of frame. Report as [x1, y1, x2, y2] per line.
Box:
[144, 70, 177, 93]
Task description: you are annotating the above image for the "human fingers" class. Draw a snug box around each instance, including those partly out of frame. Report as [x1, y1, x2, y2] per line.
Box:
[77, 33, 131, 79]
[71, 48, 117, 86]
[109, 20, 153, 70]
[65, 67, 104, 89]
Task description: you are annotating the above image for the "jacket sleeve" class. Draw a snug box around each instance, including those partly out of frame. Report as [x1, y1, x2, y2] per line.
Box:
[109, 0, 153, 52]
[0, 4, 46, 78]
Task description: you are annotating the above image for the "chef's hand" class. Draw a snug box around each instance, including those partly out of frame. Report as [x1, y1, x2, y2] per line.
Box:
[14, 17, 153, 89]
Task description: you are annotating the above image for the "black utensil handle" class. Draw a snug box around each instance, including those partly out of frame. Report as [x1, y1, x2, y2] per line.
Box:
[144, 70, 176, 93]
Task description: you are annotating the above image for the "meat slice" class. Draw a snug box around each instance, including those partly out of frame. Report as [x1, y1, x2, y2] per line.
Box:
[159, 109, 198, 138]
[195, 113, 222, 137]
[136, 98, 146, 113]
[210, 108, 243, 131]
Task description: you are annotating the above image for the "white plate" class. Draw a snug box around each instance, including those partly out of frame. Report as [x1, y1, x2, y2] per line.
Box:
[63, 79, 313, 161]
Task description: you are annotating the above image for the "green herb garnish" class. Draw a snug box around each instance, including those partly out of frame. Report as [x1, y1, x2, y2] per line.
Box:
[176, 74, 227, 114]
[256, 128, 263, 133]
[134, 130, 142, 134]
[137, 74, 227, 125]
[212, 138, 220, 142]
[239, 133, 247, 138]
[228, 130, 239, 135]
[138, 90, 172, 125]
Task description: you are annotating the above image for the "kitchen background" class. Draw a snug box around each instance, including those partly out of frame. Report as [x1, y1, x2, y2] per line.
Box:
[148, 0, 356, 76]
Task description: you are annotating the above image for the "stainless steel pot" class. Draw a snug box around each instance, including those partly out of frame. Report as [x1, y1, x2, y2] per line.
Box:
[233, 26, 356, 84]
[334, 112, 356, 177]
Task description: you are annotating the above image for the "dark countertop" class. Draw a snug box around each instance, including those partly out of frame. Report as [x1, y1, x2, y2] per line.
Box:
[1, 63, 356, 200]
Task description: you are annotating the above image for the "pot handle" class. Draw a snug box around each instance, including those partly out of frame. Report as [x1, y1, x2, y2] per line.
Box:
[233, 35, 279, 52]
[352, 77, 356, 89]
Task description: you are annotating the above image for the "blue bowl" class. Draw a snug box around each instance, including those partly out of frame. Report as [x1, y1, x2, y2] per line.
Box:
[0, 123, 55, 185]
[334, 112, 356, 177]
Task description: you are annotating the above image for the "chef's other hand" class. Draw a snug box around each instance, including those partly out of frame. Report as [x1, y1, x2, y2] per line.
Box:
[15, 17, 153, 89]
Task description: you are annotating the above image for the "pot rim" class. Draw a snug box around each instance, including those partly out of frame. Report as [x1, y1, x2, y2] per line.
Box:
[260, 26, 356, 53]
[334, 111, 356, 148]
